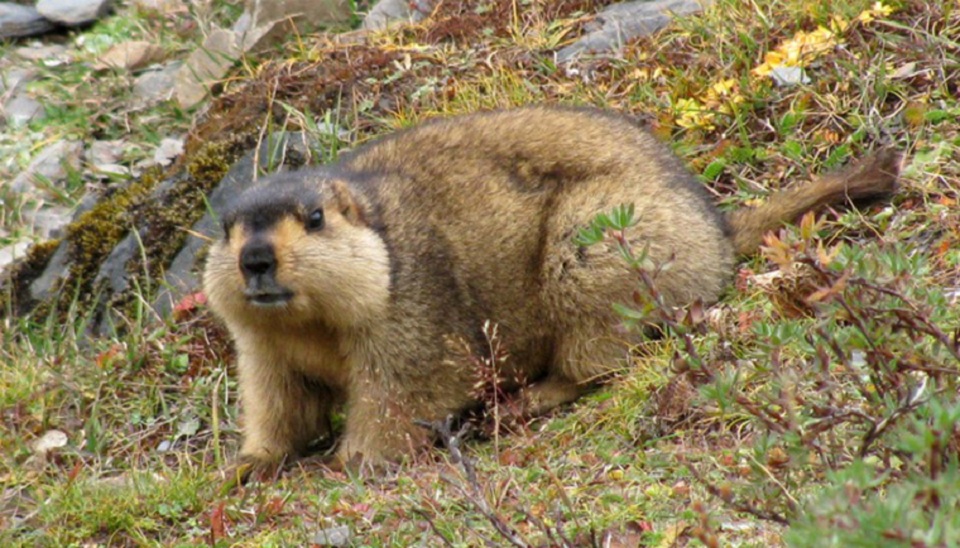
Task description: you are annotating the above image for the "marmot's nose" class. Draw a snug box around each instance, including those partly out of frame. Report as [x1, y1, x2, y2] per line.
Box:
[240, 241, 276, 277]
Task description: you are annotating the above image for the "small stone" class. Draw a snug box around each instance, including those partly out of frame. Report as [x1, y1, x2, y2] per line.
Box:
[153, 137, 183, 166]
[769, 65, 810, 87]
[36, 0, 112, 26]
[15, 43, 69, 62]
[131, 0, 181, 14]
[87, 139, 123, 167]
[0, 240, 32, 274]
[174, 28, 240, 108]
[133, 61, 180, 104]
[93, 40, 165, 72]
[313, 525, 351, 547]
[9, 140, 84, 195]
[32, 429, 68, 454]
[3, 93, 44, 126]
[23, 205, 73, 239]
[0, 68, 38, 95]
[362, 0, 433, 30]
[889, 62, 917, 80]
[0, 3, 56, 39]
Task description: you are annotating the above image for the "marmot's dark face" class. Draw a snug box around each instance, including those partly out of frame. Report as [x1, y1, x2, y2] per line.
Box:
[203, 172, 391, 329]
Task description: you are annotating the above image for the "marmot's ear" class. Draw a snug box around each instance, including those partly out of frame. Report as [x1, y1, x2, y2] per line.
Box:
[327, 180, 366, 225]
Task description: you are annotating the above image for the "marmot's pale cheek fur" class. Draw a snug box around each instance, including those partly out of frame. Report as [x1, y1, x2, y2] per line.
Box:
[202, 106, 900, 470]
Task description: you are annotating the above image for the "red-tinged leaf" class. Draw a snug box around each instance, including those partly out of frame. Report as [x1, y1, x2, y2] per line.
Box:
[688, 299, 705, 325]
[264, 496, 285, 517]
[66, 460, 83, 485]
[173, 292, 208, 320]
[95, 345, 122, 369]
[210, 501, 227, 542]
[806, 271, 850, 303]
[738, 310, 756, 335]
[633, 520, 654, 532]
[498, 447, 522, 466]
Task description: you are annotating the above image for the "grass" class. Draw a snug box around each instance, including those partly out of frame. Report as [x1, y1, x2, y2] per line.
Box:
[2, 0, 959, 545]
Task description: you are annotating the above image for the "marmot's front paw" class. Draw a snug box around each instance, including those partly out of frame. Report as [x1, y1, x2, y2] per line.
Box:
[217, 453, 286, 493]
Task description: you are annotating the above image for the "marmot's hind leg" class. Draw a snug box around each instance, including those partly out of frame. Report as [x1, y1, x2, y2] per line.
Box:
[522, 325, 633, 416]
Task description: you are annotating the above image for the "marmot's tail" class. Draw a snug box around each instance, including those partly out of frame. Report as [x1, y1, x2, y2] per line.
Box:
[725, 150, 900, 255]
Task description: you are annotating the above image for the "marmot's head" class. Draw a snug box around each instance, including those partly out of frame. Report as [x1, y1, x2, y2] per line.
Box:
[203, 170, 390, 330]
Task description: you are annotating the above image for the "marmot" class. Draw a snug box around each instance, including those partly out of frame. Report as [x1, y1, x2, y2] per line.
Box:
[202, 106, 899, 471]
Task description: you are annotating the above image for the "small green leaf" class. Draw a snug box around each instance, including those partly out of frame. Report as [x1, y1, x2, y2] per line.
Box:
[702, 159, 727, 180]
[923, 109, 952, 124]
[612, 302, 649, 321]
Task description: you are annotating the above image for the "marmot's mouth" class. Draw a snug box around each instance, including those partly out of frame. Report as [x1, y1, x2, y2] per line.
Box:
[244, 289, 294, 307]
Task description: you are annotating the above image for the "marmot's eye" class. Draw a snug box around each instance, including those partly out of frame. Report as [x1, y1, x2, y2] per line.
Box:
[306, 208, 325, 231]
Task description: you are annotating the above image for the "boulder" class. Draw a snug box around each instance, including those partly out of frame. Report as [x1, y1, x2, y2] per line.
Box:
[36, 0, 112, 26]
[362, 0, 433, 30]
[557, 0, 710, 62]
[0, 3, 56, 39]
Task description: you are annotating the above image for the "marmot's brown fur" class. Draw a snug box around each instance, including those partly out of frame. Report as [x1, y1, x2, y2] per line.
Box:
[202, 106, 899, 470]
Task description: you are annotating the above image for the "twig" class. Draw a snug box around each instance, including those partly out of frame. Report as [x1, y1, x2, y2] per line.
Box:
[417, 416, 530, 547]
[684, 460, 790, 525]
[412, 508, 456, 548]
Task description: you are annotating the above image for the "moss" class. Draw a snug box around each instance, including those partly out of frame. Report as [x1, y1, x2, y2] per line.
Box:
[65, 175, 158, 283]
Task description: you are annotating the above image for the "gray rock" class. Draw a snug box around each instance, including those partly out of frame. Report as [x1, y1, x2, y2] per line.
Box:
[10, 140, 83, 195]
[36, 0, 112, 26]
[557, 0, 710, 63]
[15, 43, 69, 62]
[133, 61, 180, 104]
[28, 194, 98, 303]
[769, 65, 810, 87]
[3, 93, 44, 126]
[174, 28, 241, 109]
[27, 241, 69, 301]
[88, 139, 123, 168]
[23, 205, 73, 239]
[92, 40, 164, 72]
[362, 0, 433, 30]
[152, 136, 183, 166]
[155, 131, 317, 316]
[313, 525, 351, 547]
[0, 241, 32, 274]
[234, 0, 359, 55]
[244, 0, 353, 31]
[0, 4, 56, 39]
[93, 176, 180, 335]
[0, 68, 38, 95]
